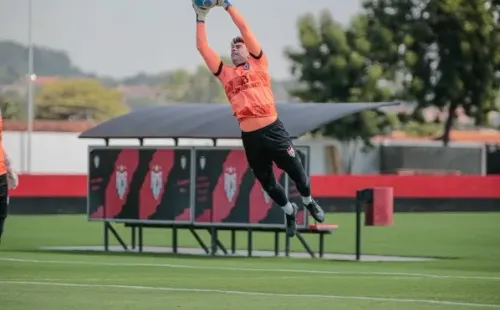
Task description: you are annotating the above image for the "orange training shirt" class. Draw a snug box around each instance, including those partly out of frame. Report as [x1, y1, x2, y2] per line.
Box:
[195, 7, 278, 130]
[215, 53, 277, 123]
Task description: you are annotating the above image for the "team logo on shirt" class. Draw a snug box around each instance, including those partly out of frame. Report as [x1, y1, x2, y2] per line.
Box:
[243, 62, 250, 70]
[224, 166, 237, 202]
[150, 164, 163, 200]
[116, 164, 128, 200]
[224, 70, 270, 99]
[287, 146, 295, 157]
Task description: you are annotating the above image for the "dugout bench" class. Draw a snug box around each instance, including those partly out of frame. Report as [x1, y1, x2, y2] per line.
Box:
[80, 102, 399, 261]
[104, 222, 338, 258]
[89, 144, 340, 259]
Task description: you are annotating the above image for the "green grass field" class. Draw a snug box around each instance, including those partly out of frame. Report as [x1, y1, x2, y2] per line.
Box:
[1, 212, 499, 309]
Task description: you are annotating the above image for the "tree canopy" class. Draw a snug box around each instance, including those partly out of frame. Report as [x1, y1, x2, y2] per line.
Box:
[163, 65, 227, 103]
[285, 10, 399, 145]
[35, 79, 129, 121]
[363, 0, 500, 144]
[285, 0, 500, 144]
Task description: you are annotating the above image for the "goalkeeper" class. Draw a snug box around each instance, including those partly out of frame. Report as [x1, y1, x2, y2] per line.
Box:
[192, 0, 325, 237]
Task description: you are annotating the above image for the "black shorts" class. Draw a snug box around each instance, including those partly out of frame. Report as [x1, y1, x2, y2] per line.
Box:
[241, 119, 302, 178]
[0, 173, 8, 219]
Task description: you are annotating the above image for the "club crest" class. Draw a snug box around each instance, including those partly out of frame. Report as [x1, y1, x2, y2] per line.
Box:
[180, 156, 187, 169]
[200, 156, 206, 170]
[115, 164, 127, 200]
[93, 155, 100, 168]
[286, 146, 295, 157]
[224, 166, 237, 202]
[243, 62, 250, 70]
[262, 187, 271, 203]
[150, 164, 163, 200]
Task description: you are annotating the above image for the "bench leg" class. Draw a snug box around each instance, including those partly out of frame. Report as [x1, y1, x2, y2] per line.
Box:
[131, 226, 136, 250]
[172, 226, 178, 254]
[285, 234, 290, 257]
[231, 230, 236, 254]
[138, 226, 143, 252]
[216, 238, 228, 255]
[247, 229, 253, 257]
[106, 222, 128, 251]
[103, 222, 109, 252]
[210, 227, 217, 256]
[319, 233, 324, 258]
[189, 228, 209, 254]
[297, 233, 315, 258]
[274, 231, 279, 256]
[207, 228, 228, 255]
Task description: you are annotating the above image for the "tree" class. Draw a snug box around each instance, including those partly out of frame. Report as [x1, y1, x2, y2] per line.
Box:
[163, 65, 227, 103]
[363, 0, 500, 145]
[35, 78, 129, 121]
[163, 69, 192, 102]
[363, 0, 436, 110]
[285, 10, 398, 145]
[0, 91, 24, 119]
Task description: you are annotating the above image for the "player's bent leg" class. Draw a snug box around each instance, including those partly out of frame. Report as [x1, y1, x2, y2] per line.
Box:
[279, 154, 325, 223]
[272, 144, 325, 223]
[259, 119, 325, 223]
[242, 120, 299, 236]
[253, 169, 299, 237]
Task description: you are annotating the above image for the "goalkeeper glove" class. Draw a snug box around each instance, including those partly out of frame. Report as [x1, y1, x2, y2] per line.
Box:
[192, 1, 210, 22]
[216, 0, 232, 10]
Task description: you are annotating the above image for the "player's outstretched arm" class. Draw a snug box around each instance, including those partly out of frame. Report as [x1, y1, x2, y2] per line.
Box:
[217, 0, 265, 61]
[193, 4, 224, 76]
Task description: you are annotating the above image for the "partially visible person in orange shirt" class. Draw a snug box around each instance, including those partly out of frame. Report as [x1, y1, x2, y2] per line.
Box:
[0, 108, 19, 244]
[192, 0, 325, 237]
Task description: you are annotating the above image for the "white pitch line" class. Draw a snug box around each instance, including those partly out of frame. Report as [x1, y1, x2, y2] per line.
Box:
[1, 276, 308, 282]
[0, 280, 498, 308]
[1, 257, 500, 281]
[0, 276, 427, 283]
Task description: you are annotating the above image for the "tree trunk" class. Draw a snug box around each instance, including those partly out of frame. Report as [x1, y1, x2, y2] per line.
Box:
[442, 102, 458, 146]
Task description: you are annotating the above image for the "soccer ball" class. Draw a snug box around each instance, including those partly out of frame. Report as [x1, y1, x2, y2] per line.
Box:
[194, 0, 217, 9]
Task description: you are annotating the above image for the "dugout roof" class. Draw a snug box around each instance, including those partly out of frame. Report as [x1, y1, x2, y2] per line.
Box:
[78, 102, 399, 139]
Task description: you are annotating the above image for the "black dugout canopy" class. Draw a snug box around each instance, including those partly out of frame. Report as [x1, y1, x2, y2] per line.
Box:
[78, 102, 399, 140]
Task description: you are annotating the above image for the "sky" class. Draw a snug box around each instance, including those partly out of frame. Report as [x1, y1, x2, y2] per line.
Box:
[0, 0, 361, 80]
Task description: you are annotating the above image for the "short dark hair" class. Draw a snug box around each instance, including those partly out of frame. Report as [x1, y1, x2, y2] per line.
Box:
[231, 36, 244, 45]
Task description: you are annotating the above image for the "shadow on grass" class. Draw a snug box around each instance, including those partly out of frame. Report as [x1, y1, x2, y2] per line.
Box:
[5, 248, 342, 261]
[1, 248, 456, 264]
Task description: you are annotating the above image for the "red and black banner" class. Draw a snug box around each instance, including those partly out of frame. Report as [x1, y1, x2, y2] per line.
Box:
[8, 147, 500, 215]
[88, 147, 191, 222]
[85, 146, 309, 227]
[193, 149, 306, 227]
